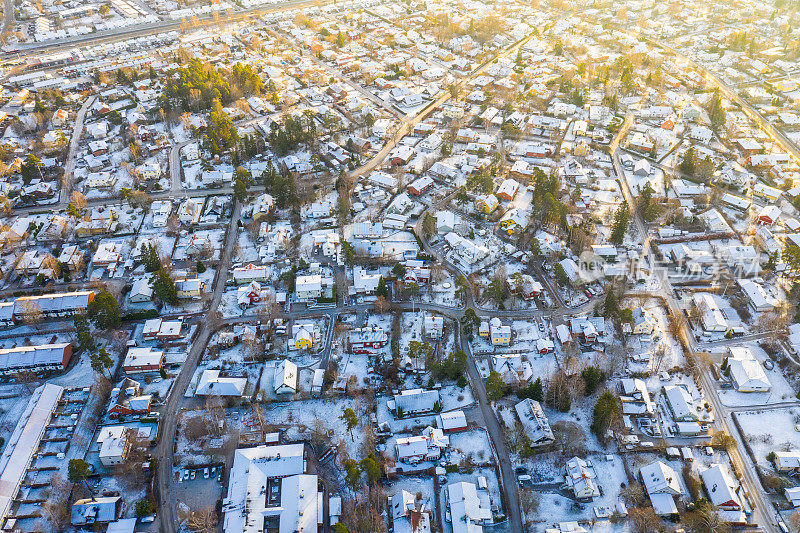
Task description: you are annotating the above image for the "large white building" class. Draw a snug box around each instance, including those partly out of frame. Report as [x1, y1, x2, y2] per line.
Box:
[0, 384, 63, 523]
[222, 444, 319, 533]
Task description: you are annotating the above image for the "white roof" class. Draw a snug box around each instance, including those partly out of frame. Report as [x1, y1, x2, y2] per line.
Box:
[664, 385, 696, 421]
[0, 384, 63, 521]
[221, 444, 316, 533]
[447, 482, 491, 533]
[196, 370, 247, 396]
[640, 461, 681, 496]
[700, 464, 740, 509]
[727, 347, 770, 391]
[274, 360, 297, 392]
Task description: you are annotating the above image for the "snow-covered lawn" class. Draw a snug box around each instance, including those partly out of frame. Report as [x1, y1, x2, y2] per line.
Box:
[737, 407, 800, 468]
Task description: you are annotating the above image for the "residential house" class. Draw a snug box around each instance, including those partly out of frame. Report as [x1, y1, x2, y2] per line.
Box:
[563, 457, 600, 500]
[392, 389, 440, 417]
[639, 461, 681, 516]
[274, 360, 297, 396]
[196, 370, 247, 396]
[122, 347, 163, 374]
[349, 327, 389, 353]
[446, 481, 492, 533]
[514, 399, 554, 447]
[725, 347, 770, 392]
[395, 426, 449, 463]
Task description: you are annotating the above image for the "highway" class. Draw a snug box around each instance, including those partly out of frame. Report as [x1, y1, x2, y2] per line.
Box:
[7, 0, 340, 56]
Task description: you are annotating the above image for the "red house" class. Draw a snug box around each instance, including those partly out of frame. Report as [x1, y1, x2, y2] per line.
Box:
[348, 327, 389, 354]
[757, 205, 780, 226]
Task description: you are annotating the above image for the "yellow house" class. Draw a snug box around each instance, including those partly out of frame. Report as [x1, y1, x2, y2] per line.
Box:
[476, 194, 499, 214]
[499, 208, 527, 235]
[175, 278, 203, 299]
[294, 327, 313, 350]
[489, 318, 511, 346]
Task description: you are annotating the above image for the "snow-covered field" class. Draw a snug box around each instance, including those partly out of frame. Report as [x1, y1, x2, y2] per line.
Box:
[737, 407, 800, 468]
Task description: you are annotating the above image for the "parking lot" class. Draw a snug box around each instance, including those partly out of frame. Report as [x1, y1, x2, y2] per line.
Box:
[174, 464, 225, 511]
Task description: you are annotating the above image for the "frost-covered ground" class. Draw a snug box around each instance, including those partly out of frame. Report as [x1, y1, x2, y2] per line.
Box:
[737, 407, 800, 469]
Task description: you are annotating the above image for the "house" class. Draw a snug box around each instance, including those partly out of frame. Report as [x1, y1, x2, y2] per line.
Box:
[175, 277, 203, 298]
[620, 378, 654, 417]
[725, 347, 770, 392]
[274, 359, 297, 396]
[444, 233, 489, 267]
[499, 208, 528, 235]
[0, 384, 63, 524]
[391, 490, 432, 533]
[71, 497, 121, 526]
[295, 273, 334, 301]
[122, 347, 163, 374]
[137, 162, 161, 181]
[424, 315, 444, 340]
[693, 293, 728, 332]
[196, 370, 247, 396]
[774, 451, 800, 473]
[221, 444, 319, 533]
[237, 281, 265, 309]
[352, 268, 382, 295]
[97, 426, 134, 466]
[0, 342, 72, 375]
[630, 306, 656, 335]
[568, 317, 605, 344]
[85, 171, 116, 188]
[392, 389, 440, 417]
[700, 464, 742, 511]
[395, 426, 449, 463]
[757, 205, 781, 226]
[292, 321, 319, 351]
[437, 410, 467, 433]
[514, 399, 554, 447]
[107, 379, 151, 418]
[496, 179, 519, 201]
[737, 279, 778, 312]
[177, 198, 202, 225]
[485, 317, 510, 346]
[475, 194, 499, 214]
[446, 481, 492, 532]
[664, 385, 702, 423]
[639, 461, 681, 516]
[141, 318, 182, 341]
[506, 274, 542, 300]
[129, 277, 153, 303]
[408, 176, 434, 196]
[12, 290, 94, 320]
[232, 264, 268, 284]
[563, 457, 600, 500]
[349, 327, 389, 353]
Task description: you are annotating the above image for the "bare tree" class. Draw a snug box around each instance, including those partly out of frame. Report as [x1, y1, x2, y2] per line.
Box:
[16, 299, 44, 329]
[183, 508, 218, 533]
[14, 370, 38, 393]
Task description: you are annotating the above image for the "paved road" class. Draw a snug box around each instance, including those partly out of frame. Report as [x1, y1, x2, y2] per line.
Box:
[611, 130, 779, 533]
[168, 140, 192, 193]
[460, 322, 522, 533]
[155, 200, 241, 533]
[2, 0, 12, 32]
[61, 95, 97, 206]
[7, 0, 346, 56]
